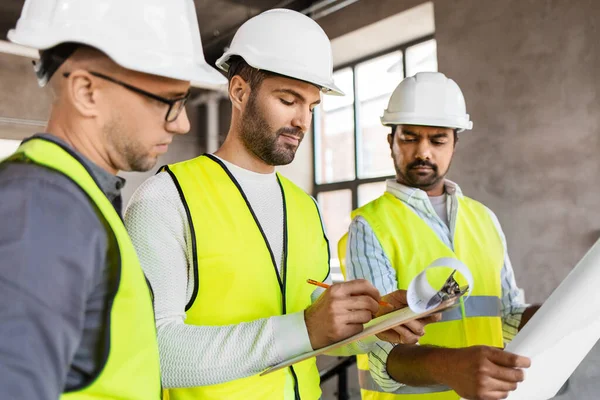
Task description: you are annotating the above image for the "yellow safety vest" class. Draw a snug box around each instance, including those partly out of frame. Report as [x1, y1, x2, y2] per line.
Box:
[339, 192, 504, 400]
[3, 137, 162, 400]
[162, 154, 329, 400]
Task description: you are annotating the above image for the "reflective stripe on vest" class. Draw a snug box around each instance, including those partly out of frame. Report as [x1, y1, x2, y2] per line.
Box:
[441, 296, 501, 321]
[341, 191, 504, 400]
[163, 155, 329, 400]
[5, 137, 161, 400]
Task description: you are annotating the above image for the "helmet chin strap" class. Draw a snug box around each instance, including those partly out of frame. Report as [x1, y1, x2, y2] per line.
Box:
[34, 43, 80, 87]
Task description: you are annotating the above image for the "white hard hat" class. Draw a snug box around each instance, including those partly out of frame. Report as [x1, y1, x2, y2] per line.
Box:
[8, 0, 227, 87]
[381, 72, 473, 132]
[216, 9, 343, 96]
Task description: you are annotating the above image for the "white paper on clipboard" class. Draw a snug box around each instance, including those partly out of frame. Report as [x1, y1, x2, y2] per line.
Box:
[261, 257, 472, 376]
[496, 239, 600, 400]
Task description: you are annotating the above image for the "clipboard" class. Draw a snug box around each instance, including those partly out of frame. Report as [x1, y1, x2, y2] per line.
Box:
[260, 295, 463, 376]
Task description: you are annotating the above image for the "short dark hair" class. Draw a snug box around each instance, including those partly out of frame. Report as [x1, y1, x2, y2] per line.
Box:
[226, 56, 274, 90]
[390, 125, 459, 145]
[36, 42, 81, 85]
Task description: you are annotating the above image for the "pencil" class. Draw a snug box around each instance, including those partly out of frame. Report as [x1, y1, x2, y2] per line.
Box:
[307, 279, 392, 308]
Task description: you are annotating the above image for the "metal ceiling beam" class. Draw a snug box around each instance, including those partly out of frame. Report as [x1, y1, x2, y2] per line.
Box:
[0, 0, 25, 40]
[202, 0, 311, 50]
[308, 0, 361, 20]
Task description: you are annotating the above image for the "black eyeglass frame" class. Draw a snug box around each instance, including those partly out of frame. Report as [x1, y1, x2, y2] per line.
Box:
[63, 70, 191, 122]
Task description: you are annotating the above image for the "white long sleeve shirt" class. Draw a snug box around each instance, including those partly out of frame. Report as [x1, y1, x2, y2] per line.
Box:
[124, 156, 371, 393]
[347, 179, 528, 392]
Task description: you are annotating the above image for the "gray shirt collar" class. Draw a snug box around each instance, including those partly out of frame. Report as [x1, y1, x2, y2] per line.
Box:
[34, 133, 125, 208]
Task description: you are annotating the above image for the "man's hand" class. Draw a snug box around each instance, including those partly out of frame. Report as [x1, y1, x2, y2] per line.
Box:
[304, 279, 381, 350]
[441, 346, 531, 400]
[375, 289, 442, 344]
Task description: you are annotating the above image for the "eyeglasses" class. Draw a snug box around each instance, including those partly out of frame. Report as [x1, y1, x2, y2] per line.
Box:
[63, 71, 191, 122]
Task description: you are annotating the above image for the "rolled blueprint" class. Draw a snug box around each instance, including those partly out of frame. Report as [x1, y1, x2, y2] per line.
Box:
[505, 238, 600, 400]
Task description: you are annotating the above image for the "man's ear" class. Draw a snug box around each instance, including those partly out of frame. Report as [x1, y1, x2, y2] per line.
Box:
[64, 70, 100, 118]
[387, 133, 395, 160]
[388, 125, 397, 149]
[229, 75, 250, 112]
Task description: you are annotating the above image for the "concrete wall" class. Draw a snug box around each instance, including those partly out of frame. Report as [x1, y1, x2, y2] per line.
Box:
[0, 52, 51, 122]
[436, 0, 600, 304]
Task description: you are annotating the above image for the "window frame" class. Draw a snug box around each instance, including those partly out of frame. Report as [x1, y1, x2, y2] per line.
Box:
[312, 34, 435, 209]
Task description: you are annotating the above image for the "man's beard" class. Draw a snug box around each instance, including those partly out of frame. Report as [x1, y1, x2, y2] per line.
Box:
[240, 92, 304, 166]
[396, 158, 447, 190]
[103, 116, 156, 172]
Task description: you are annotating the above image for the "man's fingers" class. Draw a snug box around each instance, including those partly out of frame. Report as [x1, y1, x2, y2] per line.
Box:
[487, 364, 526, 383]
[376, 330, 402, 343]
[389, 325, 420, 344]
[474, 376, 515, 399]
[482, 376, 519, 392]
[342, 309, 373, 325]
[421, 312, 442, 323]
[344, 295, 380, 315]
[488, 349, 531, 369]
[382, 289, 408, 308]
[485, 391, 511, 400]
[402, 320, 425, 336]
[333, 279, 381, 302]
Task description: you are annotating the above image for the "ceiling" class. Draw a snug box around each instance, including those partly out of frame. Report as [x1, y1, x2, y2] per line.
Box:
[0, 0, 320, 66]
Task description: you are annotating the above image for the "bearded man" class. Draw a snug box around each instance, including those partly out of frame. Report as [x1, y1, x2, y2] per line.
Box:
[124, 9, 436, 400]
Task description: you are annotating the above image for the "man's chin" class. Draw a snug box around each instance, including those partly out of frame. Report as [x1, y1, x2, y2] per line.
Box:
[270, 145, 298, 166]
[268, 154, 296, 166]
[128, 156, 158, 173]
[407, 176, 440, 190]
[408, 173, 435, 183]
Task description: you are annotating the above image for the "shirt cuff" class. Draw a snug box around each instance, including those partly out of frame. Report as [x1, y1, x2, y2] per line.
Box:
[503, 306, 527, 343]
[272, 310, 313, 361]
[370, 342, 406, 392]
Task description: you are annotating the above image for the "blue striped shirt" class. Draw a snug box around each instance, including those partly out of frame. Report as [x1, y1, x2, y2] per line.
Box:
[347, 179, 528, 392]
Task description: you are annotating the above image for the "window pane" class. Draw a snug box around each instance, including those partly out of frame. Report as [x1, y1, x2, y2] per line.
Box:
[356, 51, 403, 102]
[314, 68, 355, 184]
[356, 52, 402, 179]
[322, 68, 354, 112]
[317, 189, 352, 282]
[405, 39, 438, 77]
[0, 139, 21, 159]
[358, 181, 387, 207]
